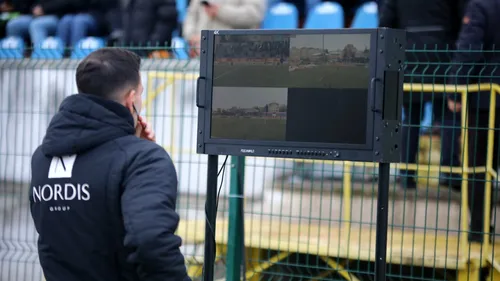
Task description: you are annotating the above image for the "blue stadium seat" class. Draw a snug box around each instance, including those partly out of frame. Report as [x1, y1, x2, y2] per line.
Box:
[351, 1, 378, 28]
[71, 37, 105, 59]
[0, 36, 24, 59]
[171, 36, 189, 60]
[304, 2, 344, 29]
[31, 37, 64, 59]
[261, 2, 299, 29]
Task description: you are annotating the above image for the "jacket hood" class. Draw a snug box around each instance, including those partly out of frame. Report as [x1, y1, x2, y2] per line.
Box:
[42, 94, 136, 156]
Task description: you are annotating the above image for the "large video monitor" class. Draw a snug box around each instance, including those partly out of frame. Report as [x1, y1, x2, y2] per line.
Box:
[196, 28, 405, 163]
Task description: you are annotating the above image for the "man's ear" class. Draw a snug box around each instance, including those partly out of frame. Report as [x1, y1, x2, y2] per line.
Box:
[124, 89, 137, 113]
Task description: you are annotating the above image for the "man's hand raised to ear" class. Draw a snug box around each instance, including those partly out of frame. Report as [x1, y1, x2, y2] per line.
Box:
[135, 116, 156, 142]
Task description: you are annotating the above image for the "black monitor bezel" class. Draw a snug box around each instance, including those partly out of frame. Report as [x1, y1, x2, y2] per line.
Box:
[199, 29, 378, 151]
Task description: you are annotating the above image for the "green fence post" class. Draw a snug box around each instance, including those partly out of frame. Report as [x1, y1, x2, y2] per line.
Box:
[226, 156, 245, 281]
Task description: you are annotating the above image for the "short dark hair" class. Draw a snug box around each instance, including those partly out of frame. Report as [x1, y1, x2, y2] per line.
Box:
[76, 48, 141, 99]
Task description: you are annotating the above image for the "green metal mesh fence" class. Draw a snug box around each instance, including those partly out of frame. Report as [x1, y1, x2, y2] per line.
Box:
[1, 47, 499, 281]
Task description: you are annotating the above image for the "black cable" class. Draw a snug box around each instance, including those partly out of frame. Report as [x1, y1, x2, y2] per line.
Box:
[217, 156, 229, 177]
[202, 155, 229, 277]
[215, 155, 229, 212]
[204, 155, 228, 238]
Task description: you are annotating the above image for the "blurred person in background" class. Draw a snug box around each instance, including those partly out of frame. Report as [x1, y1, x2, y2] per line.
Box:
[56, 0, 112, 48]
[107, 0, 178, 58]
[183, 0, 266, 57]
[5, 0, 85, 46]
[448, 0, 500, 246]
[379, 0, 465, 189]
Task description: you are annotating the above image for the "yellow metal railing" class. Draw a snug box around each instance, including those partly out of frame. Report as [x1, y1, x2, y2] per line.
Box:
[339, 83, 500, 264]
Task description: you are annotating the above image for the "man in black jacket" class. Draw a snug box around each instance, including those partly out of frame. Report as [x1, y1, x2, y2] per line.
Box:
[379, 0, 466, 189]
[107, 0, 178, 57]
[30, 48, 191, 281]
[448, 0, 500, 244]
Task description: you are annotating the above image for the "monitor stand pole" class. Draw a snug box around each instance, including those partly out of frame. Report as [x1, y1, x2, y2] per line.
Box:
[374, 162, 390, 281]
[203, 154, 219, 281]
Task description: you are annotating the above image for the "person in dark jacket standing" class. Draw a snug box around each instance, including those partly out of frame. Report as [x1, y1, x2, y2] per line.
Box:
[30, 48, 191, 281]
[448, 0, 500, 244]
[107, 0, 178, 57]
[379, 0, 465, 189]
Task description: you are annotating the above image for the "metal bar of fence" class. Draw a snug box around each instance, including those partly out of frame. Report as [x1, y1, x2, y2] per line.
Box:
[460, 85, 470, 262]
[374, 163, 391, 281]
[226, 156, 245, 281]
[483, 88, 497, 260]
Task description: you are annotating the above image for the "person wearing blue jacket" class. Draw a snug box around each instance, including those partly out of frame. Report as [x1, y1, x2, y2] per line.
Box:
[30, 48, 191, 281]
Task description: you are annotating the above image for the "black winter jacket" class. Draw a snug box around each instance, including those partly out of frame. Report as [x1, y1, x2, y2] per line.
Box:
[107, 0, 178, 47]
[87, 0, 117, 36]
[448, 0, 500, 109]
[11, 0, 36, 13]
[35, 0, 87, 16]
[379, 0, 466, 104]
[30, 94, 191, 281]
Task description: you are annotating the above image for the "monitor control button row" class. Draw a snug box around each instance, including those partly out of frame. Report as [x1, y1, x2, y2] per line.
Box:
[267, 149, 292, 155]
[296, 150, 326, 156]
[298, 150, 337, 157]
[267, 149, 340, 157]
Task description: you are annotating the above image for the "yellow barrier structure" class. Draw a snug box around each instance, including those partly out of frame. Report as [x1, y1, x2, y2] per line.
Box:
[319, 83, 500, 280]
[178, 217, 494, 280]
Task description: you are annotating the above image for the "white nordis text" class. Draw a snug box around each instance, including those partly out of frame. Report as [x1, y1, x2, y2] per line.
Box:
[32, 183, 90, 202]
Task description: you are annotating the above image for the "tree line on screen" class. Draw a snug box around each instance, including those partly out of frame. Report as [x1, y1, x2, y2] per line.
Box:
[213, 103, 287, 117]
[215, 38, 369, 66]
[215, 40, 290, 60]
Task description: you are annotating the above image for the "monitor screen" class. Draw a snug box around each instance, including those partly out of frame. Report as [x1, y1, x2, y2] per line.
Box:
[211, 33, 371, 145]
